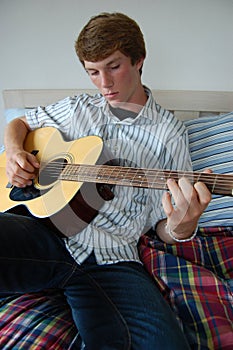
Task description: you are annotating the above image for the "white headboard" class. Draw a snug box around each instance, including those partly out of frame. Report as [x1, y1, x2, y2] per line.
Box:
[3, 89, 233, 120]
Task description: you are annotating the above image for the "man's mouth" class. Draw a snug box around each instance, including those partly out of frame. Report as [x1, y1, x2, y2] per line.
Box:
[104, 91, 118, 98]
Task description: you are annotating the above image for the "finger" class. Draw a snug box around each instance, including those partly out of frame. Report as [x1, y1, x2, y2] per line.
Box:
[203, 168, 212, 174]
[10, 173, 34, 187]
[27, 153, 40, 168]
[194, 181, 212, 208]
[178, 177, 197, 205]
[166, 178, 180, 198]
[17, 154, 38, 173]
[7, 164, 36, 186]
[167, 178, 191, 208]
[162, 191, 173, 217]
[11, 178, 30, 188]
[6, 170, 32, 187]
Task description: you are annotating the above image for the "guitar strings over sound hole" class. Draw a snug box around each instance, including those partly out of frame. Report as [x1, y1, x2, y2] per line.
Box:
[38, 158, 68, 186]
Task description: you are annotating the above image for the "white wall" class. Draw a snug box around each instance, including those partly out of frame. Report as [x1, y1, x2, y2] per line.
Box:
[1, 0, 233, 144]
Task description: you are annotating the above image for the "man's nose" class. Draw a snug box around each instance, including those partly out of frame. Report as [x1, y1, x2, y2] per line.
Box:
[101, 72, 113, 88]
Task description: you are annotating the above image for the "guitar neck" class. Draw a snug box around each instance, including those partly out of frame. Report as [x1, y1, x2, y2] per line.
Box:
[59, 164, 233, 196]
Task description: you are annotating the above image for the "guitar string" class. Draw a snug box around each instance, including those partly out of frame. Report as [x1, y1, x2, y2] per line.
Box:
[39, 161, 233, 184]
[37, 161, 233, 192]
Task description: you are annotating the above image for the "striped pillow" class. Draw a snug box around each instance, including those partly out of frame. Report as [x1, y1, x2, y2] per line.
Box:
[184, 112, 233, 227]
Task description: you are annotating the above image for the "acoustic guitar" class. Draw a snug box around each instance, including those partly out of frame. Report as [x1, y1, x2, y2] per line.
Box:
[0, 127, 232, 236]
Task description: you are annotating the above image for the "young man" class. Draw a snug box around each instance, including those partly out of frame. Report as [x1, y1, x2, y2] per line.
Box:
[1, 12, 211, 349]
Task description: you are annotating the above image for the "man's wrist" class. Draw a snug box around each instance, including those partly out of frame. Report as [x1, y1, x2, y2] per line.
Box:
[165, 224, 198, 242]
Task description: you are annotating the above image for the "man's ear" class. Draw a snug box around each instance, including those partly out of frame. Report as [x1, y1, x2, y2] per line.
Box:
[136, 57, 145, 71]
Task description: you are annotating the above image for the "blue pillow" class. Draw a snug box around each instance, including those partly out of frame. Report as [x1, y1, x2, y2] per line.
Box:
[0, 108, 29, 153]
[4, 108, 28, 123]
[184, 112, 233, 227]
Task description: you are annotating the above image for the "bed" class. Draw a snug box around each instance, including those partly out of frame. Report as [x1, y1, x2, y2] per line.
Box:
[0, 89, 233, 349]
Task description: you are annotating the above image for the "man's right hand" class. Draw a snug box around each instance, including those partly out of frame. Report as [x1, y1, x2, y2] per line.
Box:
[6, 149, 40, 188]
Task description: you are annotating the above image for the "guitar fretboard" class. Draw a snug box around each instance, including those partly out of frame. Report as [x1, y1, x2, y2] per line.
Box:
[58, 163, 233, 196]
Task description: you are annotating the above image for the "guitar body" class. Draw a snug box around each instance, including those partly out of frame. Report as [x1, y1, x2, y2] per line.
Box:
[0, 127, 109, 236]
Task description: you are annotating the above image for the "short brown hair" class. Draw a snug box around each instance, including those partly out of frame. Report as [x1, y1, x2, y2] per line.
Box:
[75, 12, 146, 68]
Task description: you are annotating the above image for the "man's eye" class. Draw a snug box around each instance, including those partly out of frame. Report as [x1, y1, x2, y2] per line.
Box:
[111, 65, 120, 70]
[86, 70, 98, 76]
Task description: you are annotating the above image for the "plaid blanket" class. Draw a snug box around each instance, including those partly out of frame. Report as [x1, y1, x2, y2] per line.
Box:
[138, 227, 233, 350]
[0, 290, 78, 349]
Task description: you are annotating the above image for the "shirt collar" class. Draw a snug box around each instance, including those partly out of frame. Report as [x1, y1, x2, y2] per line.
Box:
[89, 86, 161, 123]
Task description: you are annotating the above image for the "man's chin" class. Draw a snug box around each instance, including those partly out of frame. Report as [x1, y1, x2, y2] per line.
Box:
[109, 100, 121, 107]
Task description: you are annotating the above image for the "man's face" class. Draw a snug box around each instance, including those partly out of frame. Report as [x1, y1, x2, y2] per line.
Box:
[84, 51, 144, 106]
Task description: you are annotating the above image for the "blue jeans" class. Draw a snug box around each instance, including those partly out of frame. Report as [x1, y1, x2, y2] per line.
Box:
[0, 212, 190, 350]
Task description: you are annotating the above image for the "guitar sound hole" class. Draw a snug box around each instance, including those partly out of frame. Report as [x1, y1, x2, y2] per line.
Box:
[38, 158, 68, 186]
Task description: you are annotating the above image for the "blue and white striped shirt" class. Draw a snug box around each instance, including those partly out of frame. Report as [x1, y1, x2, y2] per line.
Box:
[26, 88, 192, 265]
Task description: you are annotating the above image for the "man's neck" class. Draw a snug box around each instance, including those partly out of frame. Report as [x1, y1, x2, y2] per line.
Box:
[109, 86, 148, 116]
[109, 105, 138, 120]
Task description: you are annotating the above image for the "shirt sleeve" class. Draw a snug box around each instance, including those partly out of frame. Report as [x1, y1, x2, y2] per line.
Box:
[25, 96, 76, 140]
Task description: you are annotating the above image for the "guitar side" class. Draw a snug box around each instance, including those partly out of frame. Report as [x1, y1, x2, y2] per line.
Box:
[0, 127, 103, 218]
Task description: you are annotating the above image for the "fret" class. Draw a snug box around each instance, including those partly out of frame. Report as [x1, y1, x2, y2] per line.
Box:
[57, 162, 233, 196]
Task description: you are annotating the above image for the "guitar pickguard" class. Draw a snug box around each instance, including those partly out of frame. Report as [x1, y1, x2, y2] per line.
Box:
[10, 184, 41, 201]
